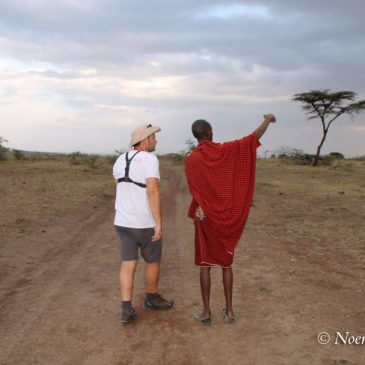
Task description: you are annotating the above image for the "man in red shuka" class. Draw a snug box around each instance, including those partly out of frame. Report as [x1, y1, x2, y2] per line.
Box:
[185, 114, 276, 325]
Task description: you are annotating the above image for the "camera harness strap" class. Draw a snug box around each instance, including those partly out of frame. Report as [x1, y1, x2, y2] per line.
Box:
[117, 151, 147, 188]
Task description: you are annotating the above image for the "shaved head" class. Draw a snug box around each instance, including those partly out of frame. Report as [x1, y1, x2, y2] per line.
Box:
[191, 119, 213, 141]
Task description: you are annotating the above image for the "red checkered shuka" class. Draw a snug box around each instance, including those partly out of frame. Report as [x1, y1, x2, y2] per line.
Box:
[185, 133, 260, 254]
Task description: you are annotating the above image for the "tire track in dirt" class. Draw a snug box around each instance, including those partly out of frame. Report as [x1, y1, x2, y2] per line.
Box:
[1, 164, 196, 365]
[0, 200, 115, 364]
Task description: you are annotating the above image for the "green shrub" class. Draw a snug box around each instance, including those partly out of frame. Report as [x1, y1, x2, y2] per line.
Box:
[329, 152, 345, 160]
[0, 137, 9, 161]
[69, 151, 83, 165]
[106, 154, 118, 165]
[277, 147, 334, 166]
[0, 148, 7, 161]
[87, 154, 98, 169]
[106, 149, 127, 165]
[13, 149, 26, 160]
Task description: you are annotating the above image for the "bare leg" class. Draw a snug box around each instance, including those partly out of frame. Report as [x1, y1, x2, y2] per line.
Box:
[145, 262, 160, 293]
[120, 260, 138, 301]
[200, 267, 211, 317]
[222, 267, 234, 317]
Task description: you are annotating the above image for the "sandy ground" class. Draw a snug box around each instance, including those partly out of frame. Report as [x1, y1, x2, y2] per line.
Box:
[1, 160, 364, 365]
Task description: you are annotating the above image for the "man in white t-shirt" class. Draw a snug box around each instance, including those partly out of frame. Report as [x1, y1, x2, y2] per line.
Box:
[113, 124, 173, 325]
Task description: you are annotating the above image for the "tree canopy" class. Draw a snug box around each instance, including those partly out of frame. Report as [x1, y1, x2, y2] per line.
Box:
[292, 89, 365, 166]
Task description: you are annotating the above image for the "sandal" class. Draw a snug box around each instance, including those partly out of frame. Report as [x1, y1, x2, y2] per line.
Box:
[194, 311, 212, 325]
[222, 309, 235, 324]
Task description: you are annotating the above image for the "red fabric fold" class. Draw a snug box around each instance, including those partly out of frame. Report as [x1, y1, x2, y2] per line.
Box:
[185, 133, 260, 254]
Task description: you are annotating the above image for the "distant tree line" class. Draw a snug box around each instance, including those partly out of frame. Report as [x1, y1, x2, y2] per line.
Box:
[0, 137, 9, 161]
[3, 89, 365, 167]
[272, 147, 346, 166]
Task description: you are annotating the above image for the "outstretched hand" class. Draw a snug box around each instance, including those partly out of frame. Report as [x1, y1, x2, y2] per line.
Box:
[264, 114, 276, 123]
[254, 114, 276, 139]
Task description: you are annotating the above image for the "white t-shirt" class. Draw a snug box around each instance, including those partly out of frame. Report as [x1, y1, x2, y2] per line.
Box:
[113, 150, 160, 228]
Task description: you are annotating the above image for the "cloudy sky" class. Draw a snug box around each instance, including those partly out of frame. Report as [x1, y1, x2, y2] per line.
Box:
[1, 0, 364, 156]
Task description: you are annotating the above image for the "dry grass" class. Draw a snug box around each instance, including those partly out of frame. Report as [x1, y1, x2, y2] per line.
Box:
[253, 159, 365, 260]
[1, 156, 364, 256]
[0, 156, 115, 244]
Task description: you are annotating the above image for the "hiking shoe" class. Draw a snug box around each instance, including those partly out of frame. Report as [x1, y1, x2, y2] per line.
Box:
[121, 308, 137, 325]
[143, 294, 174, 310]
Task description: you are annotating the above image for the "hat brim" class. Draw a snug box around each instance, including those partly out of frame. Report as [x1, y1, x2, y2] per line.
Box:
[129, 126, 161, 147]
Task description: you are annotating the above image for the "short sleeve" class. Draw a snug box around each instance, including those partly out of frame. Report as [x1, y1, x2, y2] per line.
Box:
[146, 155, 160, 180]
[112, 156, 122, 179]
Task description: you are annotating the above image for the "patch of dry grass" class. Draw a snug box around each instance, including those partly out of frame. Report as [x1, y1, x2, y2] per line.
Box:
[0, 156, 115, 243]
[253, 159, 365, 257]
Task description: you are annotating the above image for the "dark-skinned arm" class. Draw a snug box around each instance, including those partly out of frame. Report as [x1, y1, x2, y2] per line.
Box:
[253, 114, 276, 140]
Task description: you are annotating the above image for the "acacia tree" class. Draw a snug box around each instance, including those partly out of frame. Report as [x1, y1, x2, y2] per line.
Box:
[293, 89, 365, 166]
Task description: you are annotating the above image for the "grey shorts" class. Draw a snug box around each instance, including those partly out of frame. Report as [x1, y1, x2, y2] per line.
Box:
[114, 225, 162, 262]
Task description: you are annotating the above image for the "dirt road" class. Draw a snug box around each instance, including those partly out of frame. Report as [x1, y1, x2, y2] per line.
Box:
[1, 161, 364, 365]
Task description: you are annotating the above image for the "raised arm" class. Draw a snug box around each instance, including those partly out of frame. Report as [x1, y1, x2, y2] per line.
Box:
[253, 114, 276, 140]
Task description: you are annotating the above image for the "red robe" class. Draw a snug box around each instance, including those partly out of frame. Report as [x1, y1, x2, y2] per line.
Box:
[185, 133, 260, 266]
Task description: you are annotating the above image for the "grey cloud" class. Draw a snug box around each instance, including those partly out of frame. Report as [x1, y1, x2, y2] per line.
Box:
[1, 0, 364, 76]
[1, 0, 364, 156]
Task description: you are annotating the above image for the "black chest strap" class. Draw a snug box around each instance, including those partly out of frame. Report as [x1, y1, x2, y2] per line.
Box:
[117, 151, 147, 188]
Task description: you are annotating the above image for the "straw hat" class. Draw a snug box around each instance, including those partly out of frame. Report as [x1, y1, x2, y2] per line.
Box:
[129, 123, 161, 147]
